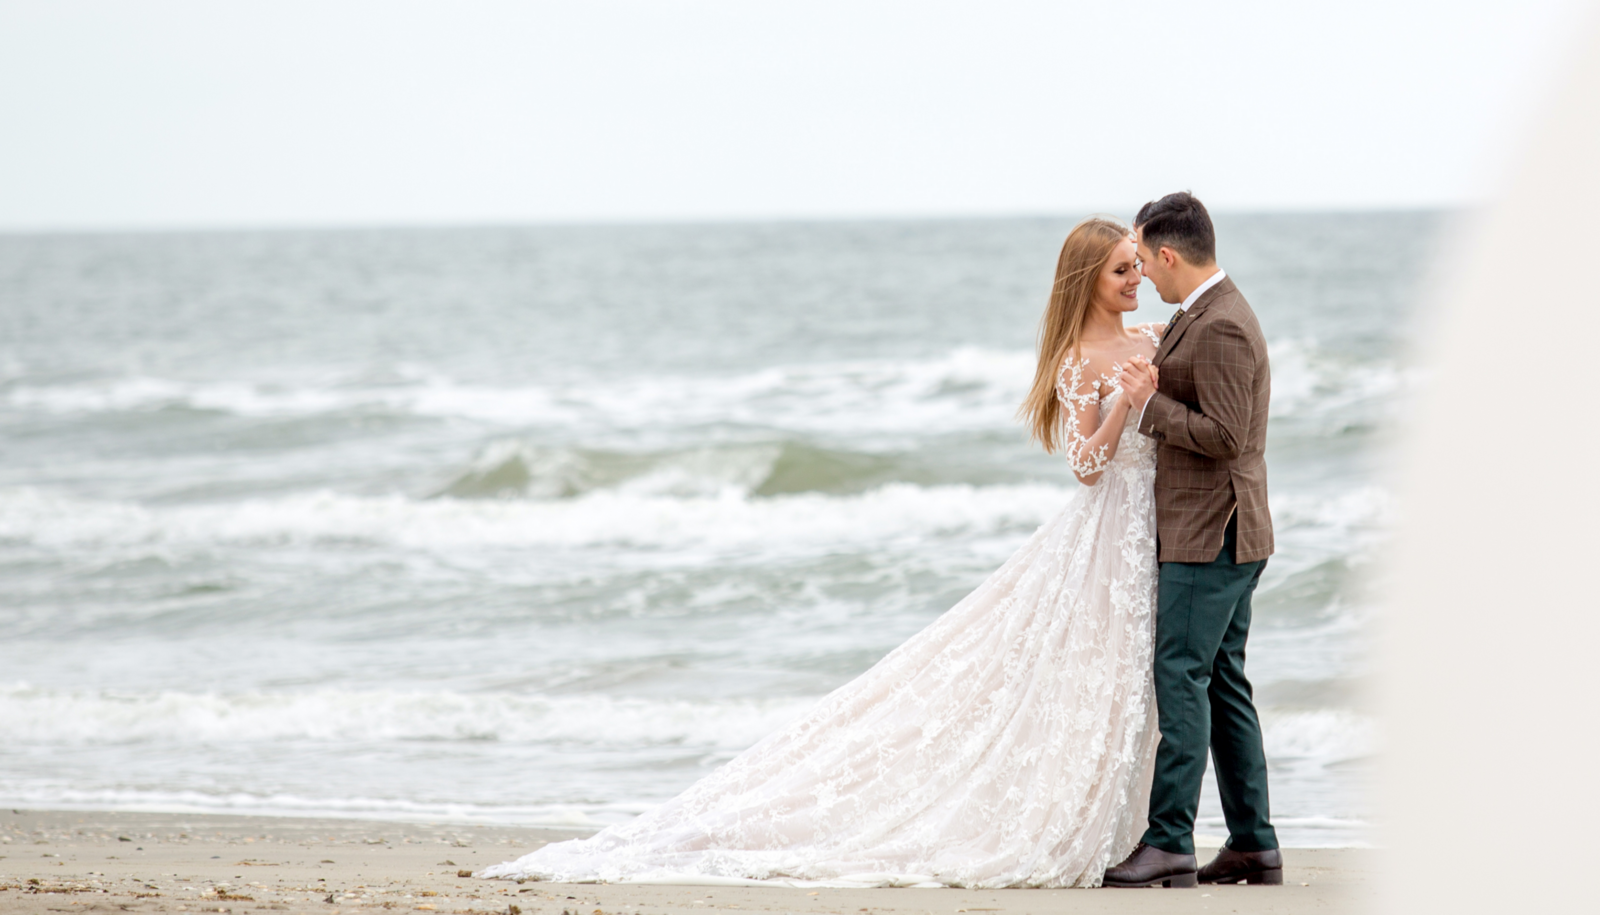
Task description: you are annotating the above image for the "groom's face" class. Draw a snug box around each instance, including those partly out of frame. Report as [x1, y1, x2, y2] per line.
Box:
[1134, 230, 1181, 305]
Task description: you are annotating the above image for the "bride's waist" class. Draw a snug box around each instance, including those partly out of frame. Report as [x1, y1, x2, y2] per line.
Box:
[1116, 430, 1155, 457]
[1088, 449, 1155, 480]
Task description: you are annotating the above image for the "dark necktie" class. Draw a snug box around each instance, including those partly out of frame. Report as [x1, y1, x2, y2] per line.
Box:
[1164, 306, 1185, 337]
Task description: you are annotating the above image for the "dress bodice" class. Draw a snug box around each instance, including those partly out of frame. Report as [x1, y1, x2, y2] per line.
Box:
[1053, 326, 1162, 482]
[1101, 390, 1158, 470]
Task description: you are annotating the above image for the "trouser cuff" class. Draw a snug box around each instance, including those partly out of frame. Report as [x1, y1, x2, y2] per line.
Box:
[1223, 833, 1279, 853]
[1140, 831, 1194, 856]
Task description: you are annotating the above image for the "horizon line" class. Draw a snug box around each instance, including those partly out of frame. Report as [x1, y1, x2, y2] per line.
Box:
[0, 204, 1462, 237]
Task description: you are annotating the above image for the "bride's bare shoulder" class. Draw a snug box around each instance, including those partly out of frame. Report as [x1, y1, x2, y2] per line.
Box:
[1127, 322, 1165, 342]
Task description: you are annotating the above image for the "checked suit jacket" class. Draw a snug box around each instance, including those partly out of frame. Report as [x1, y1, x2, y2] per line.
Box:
[1139, 276, 1275, 564]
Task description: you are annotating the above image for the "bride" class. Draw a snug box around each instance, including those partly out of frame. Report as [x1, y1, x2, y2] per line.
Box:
[482, 217, 1166, 889]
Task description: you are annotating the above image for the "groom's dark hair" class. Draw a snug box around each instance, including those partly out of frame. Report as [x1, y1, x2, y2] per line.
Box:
[1134, 191, 1216, 266]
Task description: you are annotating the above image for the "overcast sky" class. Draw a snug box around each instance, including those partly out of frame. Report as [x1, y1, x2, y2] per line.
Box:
[0, 0, 1588, 229]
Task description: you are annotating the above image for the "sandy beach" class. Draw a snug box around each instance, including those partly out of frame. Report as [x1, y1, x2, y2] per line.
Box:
[0, 809, 1372, 915]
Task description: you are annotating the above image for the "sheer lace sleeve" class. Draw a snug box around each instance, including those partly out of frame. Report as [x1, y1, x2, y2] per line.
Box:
[1055, 354, 1128, 485]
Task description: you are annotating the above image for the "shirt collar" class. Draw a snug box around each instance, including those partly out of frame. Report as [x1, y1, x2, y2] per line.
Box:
[1177, 267, 1226, 313]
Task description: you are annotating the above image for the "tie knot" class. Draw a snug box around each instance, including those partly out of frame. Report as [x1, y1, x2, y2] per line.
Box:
[1165, 306, 1185, 335]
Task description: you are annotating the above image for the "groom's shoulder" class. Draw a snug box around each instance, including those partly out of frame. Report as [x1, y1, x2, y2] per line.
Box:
[1207, 280, 1264, 333]
[1188, 284, 1267, 359]
[1211, 276, 1248, 310]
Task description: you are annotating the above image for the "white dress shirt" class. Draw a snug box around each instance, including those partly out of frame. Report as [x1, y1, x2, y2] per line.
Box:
[1137, 267, 1225, 428]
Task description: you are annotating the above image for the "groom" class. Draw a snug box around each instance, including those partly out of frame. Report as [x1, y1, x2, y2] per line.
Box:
[1103, 192, 1281, 888]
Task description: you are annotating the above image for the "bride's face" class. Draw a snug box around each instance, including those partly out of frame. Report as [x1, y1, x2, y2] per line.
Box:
[1094, 237, 1142, 313]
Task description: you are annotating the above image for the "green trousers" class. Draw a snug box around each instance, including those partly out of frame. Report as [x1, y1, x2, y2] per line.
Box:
[1142, 515, 1279, 855]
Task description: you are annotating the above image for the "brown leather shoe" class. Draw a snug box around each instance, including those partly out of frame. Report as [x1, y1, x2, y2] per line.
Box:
[1198, 846, 1283, 885]
[1102, 842, 1198, 888]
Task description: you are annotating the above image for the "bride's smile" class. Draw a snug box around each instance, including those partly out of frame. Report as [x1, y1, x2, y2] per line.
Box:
[1097, 238, 1143, 312]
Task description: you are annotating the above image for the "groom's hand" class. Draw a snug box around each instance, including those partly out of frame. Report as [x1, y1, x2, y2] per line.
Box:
[1120, 356, 1158, 410]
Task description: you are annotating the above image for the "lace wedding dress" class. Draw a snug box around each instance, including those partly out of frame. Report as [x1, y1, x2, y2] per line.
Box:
[483, 353, 1161, 889]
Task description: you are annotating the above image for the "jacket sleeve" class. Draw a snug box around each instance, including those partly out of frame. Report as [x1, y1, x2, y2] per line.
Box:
[1137, 318, 1256, 460]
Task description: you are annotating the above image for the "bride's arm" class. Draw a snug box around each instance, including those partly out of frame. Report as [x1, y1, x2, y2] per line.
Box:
[1060, 356, 1135, 487]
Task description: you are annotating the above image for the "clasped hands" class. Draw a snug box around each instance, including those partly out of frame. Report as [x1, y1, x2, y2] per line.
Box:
[1117, 356, 1159, 411]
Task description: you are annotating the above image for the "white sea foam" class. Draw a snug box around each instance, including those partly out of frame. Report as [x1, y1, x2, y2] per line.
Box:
[1267, 338, 1423, 426]
[0, 683, 1372, 766]
[0, 684, 814, 749]
[1272, 485, 1393, 535]
[1269, 485, 1394, 580]
[0, 680, 1374, 816]
[0, 473, 1385, 559]
[0, 483, 1063, 556]
[0, 784, 635, 827]
[4, 376, 391, 419]
[1261, 708, 1377, 767]
[1, 348, 1036, 434]
[4, 341, 1400, 436]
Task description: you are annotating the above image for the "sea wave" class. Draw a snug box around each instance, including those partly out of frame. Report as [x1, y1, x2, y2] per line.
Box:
[0, 478, 1385, 562]
[0, 483, 1062, 555]
[1271, 485, 1393, 535]
[436, 439, 957, 501]
[1260, 708, 1376, 766]
[1267, 338, 1421, 427]
[0, 784, 635, 827]
[0, 684, 814, 749]
[3, 340, 1405, 435]
[1, 348, 1036, 435]
[0, 783, 1370, 842]
[0, 683, 1373, 772]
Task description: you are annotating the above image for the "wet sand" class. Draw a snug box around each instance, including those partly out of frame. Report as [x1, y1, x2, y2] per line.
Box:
[0, 809, 1373, 914]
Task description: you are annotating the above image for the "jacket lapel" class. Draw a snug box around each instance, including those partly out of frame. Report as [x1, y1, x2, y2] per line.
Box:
[1154, 276, 1234, 364]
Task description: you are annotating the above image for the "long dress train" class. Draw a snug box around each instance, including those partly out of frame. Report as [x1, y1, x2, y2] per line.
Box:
[482, 356, 1160, 888]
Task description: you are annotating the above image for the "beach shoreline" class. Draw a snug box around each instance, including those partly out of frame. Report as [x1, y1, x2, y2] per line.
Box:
[0, 808, 1373, 914]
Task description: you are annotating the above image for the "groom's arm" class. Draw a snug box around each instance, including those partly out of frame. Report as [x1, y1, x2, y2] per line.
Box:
[1137, 320, 1255, 460]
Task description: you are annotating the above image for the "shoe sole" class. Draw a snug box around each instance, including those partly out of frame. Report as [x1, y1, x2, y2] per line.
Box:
[1103, 871, 1199, 888]
[1201, 868, 1284, 886]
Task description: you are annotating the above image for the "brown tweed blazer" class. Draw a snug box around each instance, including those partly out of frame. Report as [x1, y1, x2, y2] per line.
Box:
[1138, 276, 1274, 564]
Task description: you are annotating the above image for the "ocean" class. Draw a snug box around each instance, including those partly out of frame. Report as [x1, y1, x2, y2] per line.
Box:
[0, 213, 1433, 849]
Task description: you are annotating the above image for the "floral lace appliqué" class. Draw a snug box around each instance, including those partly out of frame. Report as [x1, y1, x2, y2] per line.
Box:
[1055, 354, 1123, 479]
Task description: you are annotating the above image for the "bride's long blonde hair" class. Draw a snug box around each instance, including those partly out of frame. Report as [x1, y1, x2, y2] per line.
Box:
[1019, 217, 1131, 453]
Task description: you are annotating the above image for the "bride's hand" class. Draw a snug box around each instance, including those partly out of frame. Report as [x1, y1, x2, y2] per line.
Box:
[1119, 356, 1157, 409]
